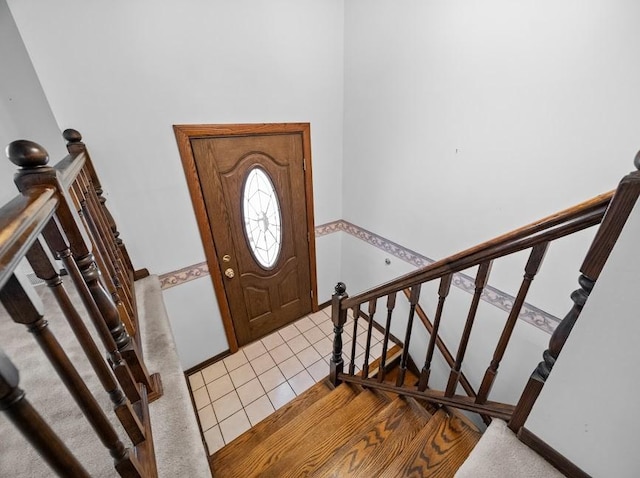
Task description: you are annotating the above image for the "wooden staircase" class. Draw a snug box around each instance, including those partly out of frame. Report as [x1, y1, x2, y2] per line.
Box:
[210, 375, 481, 477]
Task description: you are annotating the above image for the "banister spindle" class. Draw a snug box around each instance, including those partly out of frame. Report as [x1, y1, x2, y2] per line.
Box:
[418, 274, 452, 391]
[509, 274, 594, 432]
[76, 168, 135, 317]
[445, 261, 492, 397]
[330, 282, 348, 386]
[0, 274, 143, 476]
[348, 305, 361, 375]
[361, 299, 377, 377]
[396, 284, 421, 387]
[378, 292, 397, 383]
[42, 221, 140, 403]
[63, 129, 138, 277]
[0, 347, 91, 478]
[73, 183, 136, 336]
[26, 239, 145, 445]
[476, 243, 548, 405]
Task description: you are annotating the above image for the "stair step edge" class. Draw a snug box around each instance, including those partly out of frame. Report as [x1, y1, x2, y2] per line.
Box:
[211, 382, 358, 474]
[314, 396, 434, 478]
[379, 409, 481, 478]
[260, 388, 391, 478]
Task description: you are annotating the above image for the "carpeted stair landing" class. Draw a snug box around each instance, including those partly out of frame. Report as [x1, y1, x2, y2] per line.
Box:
[0, 275, 210, 477]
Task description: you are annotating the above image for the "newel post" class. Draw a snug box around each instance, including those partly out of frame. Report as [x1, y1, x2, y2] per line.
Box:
[7, 140, 131, 351]
[7, 139, 160, 401]
[508, 274, 594, 432]
[509, 152, 640, 432]
[330, 282, 348, 386]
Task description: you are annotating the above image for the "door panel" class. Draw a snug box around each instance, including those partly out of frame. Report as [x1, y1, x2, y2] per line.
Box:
[190, 132, 313, 346]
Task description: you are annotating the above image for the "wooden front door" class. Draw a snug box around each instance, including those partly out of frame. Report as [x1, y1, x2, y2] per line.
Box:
[174, 124, 317, 349]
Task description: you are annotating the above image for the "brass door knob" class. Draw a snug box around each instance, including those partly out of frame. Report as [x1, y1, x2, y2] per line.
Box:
[224, 268, 235, 279]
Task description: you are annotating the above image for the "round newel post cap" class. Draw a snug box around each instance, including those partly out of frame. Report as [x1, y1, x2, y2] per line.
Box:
[62, 128, 82, 143]
[634, 150, 640, 171]
[334, 282, 347, 295]
[6, 140, 49, 168]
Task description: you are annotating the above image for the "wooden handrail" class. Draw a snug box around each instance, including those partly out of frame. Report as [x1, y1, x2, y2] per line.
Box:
[56, 151, 87, 190]
[0, 188, 58, 290]
[342, 191, 613, 308]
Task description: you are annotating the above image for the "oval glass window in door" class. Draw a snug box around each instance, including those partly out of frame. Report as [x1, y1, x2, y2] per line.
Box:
[242, 167, 282, 268]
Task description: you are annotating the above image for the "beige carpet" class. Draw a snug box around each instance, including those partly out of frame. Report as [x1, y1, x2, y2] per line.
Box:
[0, 274, 210, 477]
[455, 419, 565, 478]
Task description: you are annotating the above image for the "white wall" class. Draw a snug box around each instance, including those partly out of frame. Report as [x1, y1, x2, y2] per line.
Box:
[7, 0, 345, 366]
[162, 278, 228, 369]
[8, 0, 344, 274]
[0, 0, 66, 205]
[316, 233, 343, 304]
[526, 200, 640, 477]
[343, 0, 640, 318]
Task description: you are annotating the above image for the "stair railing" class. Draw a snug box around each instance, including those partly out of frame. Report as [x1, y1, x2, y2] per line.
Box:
[331, 154, 640, 425]
[1, 133, 161, 477]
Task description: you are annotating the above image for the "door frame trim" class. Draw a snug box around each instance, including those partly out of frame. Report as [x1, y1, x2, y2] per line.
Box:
[173, 123, 318, 353]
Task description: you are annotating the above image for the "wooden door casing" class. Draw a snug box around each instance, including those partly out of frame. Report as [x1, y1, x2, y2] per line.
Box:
[174, 124, 317, 351]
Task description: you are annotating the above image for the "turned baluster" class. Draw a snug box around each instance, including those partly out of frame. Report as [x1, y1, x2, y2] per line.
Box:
[445, 261, 492, 397]
[0, 347, 90, 478]
[508, 274, 594, 432]
[8, 140, 160, 400]
[476, 244, 548, 405]
[63, 129, 139, 277]
[330, 282, 349, 386]
[75, 167, 135, 319]
[0, 274, 144, 477]
[509, 154, 640, 431]
[397, 284, 421, 387]
[44, 223, 139, 403]
[418, 274, 452, 391]
[378, 292, 397, 383]
[26, 239, 145, 444]
[361, 299, 377, 377]
[71, 178, 135, 336]
[348, 304, 361, 375]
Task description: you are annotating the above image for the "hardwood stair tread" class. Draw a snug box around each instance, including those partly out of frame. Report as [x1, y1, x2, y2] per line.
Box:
[260, 388, 389, 478]
[312, 396, 433, 478]
[210, 382, 358, 477]
[379, 409, 481, 478]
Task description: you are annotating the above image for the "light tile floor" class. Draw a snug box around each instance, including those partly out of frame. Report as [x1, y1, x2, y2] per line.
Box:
[187, 307, 386, 455]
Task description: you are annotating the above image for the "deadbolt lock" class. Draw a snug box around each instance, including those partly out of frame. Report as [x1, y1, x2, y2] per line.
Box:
[224, 268, 235, 279]
[222, 254, 231, 262]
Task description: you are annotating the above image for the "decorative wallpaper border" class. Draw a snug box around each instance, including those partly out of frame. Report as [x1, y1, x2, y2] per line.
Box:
[316, 220, 561, 334]
[159, 262, 209, 290]
[161, 219, 560, 334]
